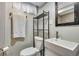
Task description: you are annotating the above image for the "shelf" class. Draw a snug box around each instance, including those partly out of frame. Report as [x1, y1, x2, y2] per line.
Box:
[34, 12, 48, 19]
[33, 10, 49, 55]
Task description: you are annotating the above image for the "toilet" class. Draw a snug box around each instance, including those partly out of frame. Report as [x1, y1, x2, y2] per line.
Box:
[20, 36, 43, 56]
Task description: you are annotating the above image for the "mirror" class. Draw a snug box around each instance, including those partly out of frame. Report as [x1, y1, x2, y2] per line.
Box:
[55, 2, 79, 26]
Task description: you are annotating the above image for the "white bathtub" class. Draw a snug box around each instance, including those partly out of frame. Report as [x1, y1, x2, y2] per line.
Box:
[45, 38, 79, 56]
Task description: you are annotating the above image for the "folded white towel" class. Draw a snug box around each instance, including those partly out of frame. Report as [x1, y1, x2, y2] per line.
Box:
[35, 36, 43, 41]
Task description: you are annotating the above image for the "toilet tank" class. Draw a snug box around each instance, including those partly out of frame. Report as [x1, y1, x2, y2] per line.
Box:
[35, 36, 43, 50]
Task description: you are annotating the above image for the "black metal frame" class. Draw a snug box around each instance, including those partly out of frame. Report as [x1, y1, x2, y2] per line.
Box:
[33, 18, 35, 47]
[33, 10, 50, 56]
[55, 2, 79, 26]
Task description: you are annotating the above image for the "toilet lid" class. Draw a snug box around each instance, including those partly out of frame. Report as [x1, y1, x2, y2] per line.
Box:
[20, 47, 39, 56]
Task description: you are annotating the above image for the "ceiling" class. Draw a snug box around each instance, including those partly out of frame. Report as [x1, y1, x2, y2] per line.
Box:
[30, 2, 46, 7]
[23, 2, 47, 8]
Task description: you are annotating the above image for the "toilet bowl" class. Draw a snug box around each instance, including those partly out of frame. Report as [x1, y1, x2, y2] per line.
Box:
[20, 47, 39, 56]
[20, 36, 43, 56]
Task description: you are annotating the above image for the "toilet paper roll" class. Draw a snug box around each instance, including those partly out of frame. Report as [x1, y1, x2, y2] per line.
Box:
[3, 46, 9, 51]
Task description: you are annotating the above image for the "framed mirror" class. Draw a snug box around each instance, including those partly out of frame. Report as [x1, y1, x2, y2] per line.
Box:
[55, 2, 79, 26]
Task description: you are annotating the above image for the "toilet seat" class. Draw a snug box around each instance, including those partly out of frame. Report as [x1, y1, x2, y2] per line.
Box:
[20, 47, 39, 56]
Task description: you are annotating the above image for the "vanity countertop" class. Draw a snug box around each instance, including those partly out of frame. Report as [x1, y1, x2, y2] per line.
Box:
[45, 38, 79, 51]
[45, 38, 79, 56]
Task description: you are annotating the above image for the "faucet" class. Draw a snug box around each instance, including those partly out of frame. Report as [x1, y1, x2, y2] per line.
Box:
[56, 31, 59, 39]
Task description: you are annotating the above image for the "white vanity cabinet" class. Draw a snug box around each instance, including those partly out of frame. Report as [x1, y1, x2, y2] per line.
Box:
[45, 38, 79, 56]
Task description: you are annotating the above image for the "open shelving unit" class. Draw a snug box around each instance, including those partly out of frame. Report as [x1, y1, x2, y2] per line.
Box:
[33, 10, 50, 56]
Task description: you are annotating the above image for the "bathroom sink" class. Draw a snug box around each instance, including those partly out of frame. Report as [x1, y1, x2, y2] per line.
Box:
[45, 38, 79, 56]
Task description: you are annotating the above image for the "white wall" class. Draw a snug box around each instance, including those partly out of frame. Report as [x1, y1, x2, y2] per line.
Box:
[0, 2, 5, 46]
[22, 3, 37, 15]
[39, 2, 79, 43]
[25, 14, 33, 46]
[13, 2, 37, 15]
